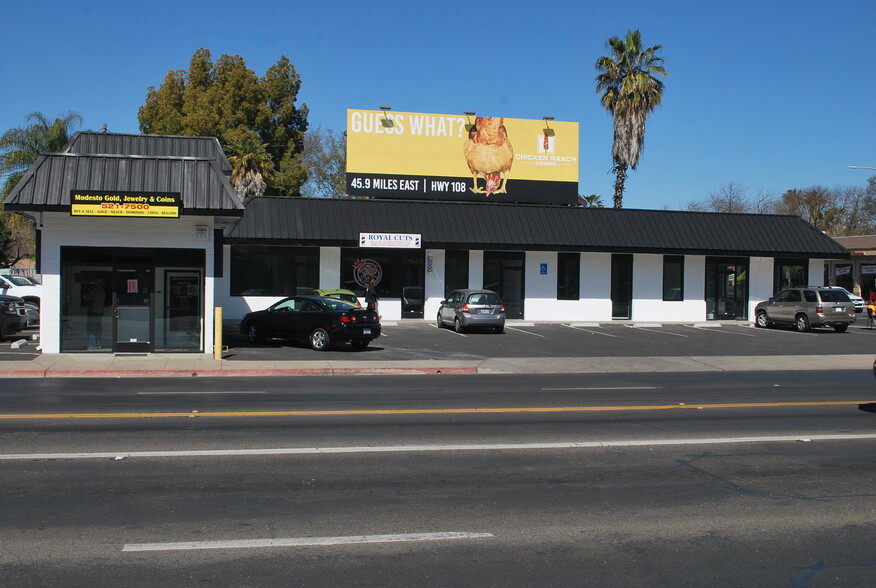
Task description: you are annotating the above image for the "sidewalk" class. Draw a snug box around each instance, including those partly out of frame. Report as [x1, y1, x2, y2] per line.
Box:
[0, 351, 871, 378]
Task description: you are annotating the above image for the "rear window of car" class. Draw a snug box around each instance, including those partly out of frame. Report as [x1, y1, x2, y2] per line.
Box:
[467, 293, 501, 305]
[322, 299, 358, 310]
[818, 290, 850, 303]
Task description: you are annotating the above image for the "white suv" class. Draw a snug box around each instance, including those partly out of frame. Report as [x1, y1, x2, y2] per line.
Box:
[0, 274, 41, 303]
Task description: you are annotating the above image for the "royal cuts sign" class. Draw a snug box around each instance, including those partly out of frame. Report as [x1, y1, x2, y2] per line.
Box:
[359, 233, 421, 248]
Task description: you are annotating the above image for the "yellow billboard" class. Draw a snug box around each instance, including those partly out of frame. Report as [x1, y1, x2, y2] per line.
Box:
[346, 109, 579, 204]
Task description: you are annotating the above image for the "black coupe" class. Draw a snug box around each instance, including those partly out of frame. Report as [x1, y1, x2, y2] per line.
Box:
[240, 296, 381, 351]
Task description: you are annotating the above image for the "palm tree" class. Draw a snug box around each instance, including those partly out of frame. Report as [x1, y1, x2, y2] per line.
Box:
[226, 128, 275, 199]
[0, 111, 83, 198]
[595, 30, 666, 208]
[0, 111, 82, 266]
[578, 194, 605, 208]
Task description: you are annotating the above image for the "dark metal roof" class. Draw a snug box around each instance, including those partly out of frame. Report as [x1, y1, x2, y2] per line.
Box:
[226, 196, 850, 258]
[3, 132, 242, 216]
[67, 132, 232, 176]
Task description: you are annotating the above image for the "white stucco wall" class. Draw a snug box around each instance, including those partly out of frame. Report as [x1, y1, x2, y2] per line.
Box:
[632, 254, 707, 322]
[39, 212, 215, 354]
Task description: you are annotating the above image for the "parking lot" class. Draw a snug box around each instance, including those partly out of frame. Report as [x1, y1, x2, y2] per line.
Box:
[219, 320, 876, 362]
[2, 320, 873, 363]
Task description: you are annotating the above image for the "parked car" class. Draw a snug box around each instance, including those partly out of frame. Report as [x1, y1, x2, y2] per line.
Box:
[0, 294, 28, 338]
[754, 286, 856, 332]
[437, 289, 505, 333]
[0, 274, 41, 308]
[308, 288, 360, 306]
[825, 286, 865, 313]
[240, 295, 380, 350]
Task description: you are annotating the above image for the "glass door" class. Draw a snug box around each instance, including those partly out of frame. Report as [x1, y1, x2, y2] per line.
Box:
[706, 258, 749, 320]
[484, 252, 525, 319]
[114, 265, 153, 352]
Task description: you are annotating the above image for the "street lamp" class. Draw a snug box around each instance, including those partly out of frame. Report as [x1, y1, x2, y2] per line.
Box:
[848, 166, 876, 170]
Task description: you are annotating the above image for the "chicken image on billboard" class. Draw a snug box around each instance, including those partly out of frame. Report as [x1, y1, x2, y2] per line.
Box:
[346, 109, 579, 205]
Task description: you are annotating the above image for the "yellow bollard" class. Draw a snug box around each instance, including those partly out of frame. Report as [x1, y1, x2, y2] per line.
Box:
[214, 307, 223, 360]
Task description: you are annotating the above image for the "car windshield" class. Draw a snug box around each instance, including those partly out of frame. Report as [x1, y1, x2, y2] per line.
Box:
[819, 290, 850, 303]
[2, 275, 32, 286]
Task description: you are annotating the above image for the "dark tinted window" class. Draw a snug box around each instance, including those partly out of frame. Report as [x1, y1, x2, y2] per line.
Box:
[662, 256, 684, 301]
[804, 290, 818, 302]
[787, 290, 802, 302]
[445, 251, 469, 298]
[557, 253, 580, 300]
[819, 290, 850, 303]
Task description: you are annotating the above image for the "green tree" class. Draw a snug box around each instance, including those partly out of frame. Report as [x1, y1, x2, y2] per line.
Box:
[138, 49, 309, 196]
[301, 126, 347, 198]
[0, 111, 83, 265]
[595, 30, 666, 209]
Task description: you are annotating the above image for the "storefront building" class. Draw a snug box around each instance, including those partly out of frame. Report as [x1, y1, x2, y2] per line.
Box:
[5, 132, 850, 355]
[828, 235, 876, 301]
[4, 132, 243, 354]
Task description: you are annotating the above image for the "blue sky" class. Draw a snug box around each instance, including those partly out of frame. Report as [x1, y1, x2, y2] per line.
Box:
[2, 0, 873, 210]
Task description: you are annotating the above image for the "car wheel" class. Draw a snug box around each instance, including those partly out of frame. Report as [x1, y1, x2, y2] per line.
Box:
[755, 311, 770, 328]
[246, 322, 263, 344]
[795, 314, 811, 332]
[454, 318, 464, 333]
[309, 327, 330, 351]
[351, 339, 370, 349]
[833, 324, 849, 333]
[436, 313, 443, 329]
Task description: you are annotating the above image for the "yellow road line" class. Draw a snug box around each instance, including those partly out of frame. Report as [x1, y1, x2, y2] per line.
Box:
[0, 400, 872, 420]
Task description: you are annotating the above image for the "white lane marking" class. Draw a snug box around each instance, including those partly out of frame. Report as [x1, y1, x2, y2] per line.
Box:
[541, 386, 660, 391]
[6, 434, 876, 461]
[138, 391, 266, 395]
[626, 326, 689, 338]
[506, 327, 546, 338]
[563, 325, 619, 337]
[685, 325, 755, 337]
[123, 531, 494, 552]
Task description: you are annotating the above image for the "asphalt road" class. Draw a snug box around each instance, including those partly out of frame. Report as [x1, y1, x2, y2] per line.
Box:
[2, 371, 875, 586]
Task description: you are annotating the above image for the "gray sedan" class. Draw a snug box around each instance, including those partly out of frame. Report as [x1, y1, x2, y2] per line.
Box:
[437, 289, 505, 333]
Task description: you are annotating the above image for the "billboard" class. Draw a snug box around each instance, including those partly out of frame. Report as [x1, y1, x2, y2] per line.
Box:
[346, 109, 579, 204]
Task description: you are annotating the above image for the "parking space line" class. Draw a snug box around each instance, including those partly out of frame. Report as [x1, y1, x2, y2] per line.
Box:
[686, 325, 756, 337]
[506, 326, 546, 338]
[626, 326, 689, 338]
[564, 325, 619, 337]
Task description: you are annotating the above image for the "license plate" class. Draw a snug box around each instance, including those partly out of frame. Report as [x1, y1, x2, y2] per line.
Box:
[832, 306, 844, 311]
[363, 328, 371, 335]
[479, 309, 491, 314]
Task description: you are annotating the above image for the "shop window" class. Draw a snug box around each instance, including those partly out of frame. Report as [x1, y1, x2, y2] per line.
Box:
[557, 252, 580, 300]
[663, 256, 684, 301]
[340, 248, 425, 318]
[230, 246, 319, 296]
[833, 263, 854, 292]
[444, 250, 469, 298]
[774, 258, 807, 292]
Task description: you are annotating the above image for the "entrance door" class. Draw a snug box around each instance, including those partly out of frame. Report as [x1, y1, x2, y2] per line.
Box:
[114, 265, 153, 352]
[611, 254, 633, 319]
[484, 252, 525, 319]
[706, 258, 749, 320]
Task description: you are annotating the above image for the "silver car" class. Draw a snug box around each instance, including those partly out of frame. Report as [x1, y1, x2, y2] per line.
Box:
[437, 289, 505, 333]
[754, 286, 856, 332]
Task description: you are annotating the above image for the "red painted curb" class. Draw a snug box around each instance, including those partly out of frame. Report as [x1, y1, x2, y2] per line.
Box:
[0, 367, 479, 378]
